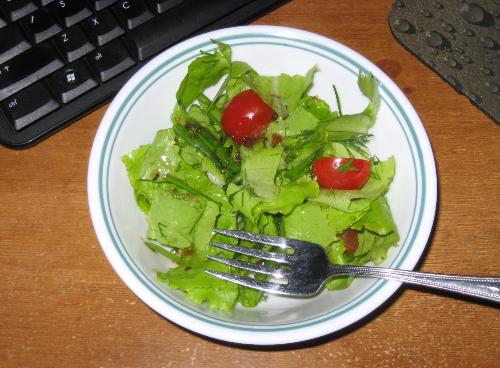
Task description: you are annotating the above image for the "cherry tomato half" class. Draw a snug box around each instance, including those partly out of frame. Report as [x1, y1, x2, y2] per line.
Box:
[342, 228, 359, 253]
[312, 157, 371, 190]
[221, 90, 274, 145]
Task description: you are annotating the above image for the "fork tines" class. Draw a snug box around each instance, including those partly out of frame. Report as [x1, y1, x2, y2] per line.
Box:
[207, 229, 294, 294]
[212, 229, 290, 249]
[204, 269, 290, 295]
[209, 241, 292, 264]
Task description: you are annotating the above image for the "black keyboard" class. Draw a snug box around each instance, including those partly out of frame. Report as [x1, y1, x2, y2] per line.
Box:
[0, 0, 289, 148]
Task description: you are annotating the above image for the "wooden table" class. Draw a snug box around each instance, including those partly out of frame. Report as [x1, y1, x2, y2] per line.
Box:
[1, 1, 499, 367]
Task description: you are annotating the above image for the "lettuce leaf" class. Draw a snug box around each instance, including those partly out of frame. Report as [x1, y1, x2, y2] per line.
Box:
[283, 202, 337, 247]
[245, 66, 317, 118]
[159, 257, 239, 312]
[285, 106, 319, 137]
[321, 71, 381, 133]
[253, 178, 320, 218]
[300, 95, 338, 120]
[241, 145, 283, 199]
[147, 189, 205, 248]
[176, 42, 231, 108]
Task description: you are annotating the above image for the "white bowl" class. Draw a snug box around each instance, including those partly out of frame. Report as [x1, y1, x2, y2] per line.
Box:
[88, 25, 437, 345]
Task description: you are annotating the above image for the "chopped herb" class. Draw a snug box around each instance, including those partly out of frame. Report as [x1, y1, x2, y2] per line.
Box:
[333, 84, 342, 116]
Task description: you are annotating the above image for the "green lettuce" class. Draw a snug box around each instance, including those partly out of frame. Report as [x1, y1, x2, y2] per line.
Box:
[176, 43, 230, 108]
[245, 66, 317, 118]
[123, 40, 399, 312]
[241, 145, 283, 199]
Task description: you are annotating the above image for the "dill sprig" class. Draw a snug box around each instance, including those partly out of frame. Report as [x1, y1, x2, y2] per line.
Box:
[336, 158, 358, 173]
[329, 132, 372, 159]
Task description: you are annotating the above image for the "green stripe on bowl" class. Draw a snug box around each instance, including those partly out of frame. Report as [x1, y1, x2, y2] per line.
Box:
[97, 33, 426, 332]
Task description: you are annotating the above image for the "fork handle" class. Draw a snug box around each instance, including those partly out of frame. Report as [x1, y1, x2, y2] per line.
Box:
[330, 265, 500, 303]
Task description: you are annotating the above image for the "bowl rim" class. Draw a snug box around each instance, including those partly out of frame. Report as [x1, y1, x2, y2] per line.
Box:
[87, 25, 437, 345]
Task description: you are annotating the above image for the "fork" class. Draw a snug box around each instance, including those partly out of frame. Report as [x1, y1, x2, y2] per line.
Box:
[205, 229, 500, 303]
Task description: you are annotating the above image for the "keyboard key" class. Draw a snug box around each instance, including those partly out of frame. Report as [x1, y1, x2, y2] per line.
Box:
[0, 15, 6, 29]
[0, 43, 64, 101]
[54, 25, 95, 62]
[0, 24, 31, 65]
[37, 1, 56, 5]
[47, 60, 98, 103]
[113, 0, 154, 29]
[2, 81, 59, 131]
[81, 8, 124, 46]
[86, 39, 135, 82]
[147, 0, 184, 14]
[20, 8, 62, 43]
[125, 0, 254, 61]
[89, 0, 118, 11]
[0, 0, 38, 22]
[48, 0, 92, 27]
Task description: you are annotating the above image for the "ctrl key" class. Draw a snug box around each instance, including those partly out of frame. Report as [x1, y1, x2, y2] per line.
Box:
[2, 82, 60, 131]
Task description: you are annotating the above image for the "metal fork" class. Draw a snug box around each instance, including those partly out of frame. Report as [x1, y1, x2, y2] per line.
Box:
[205, 229, 500, 303]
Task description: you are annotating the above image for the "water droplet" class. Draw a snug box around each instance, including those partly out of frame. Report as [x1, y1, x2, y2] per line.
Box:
[485, 81, 499, 94]
[480, 66, 493, 75]
[461, 3, 486, 24]
[469, 93, 482, 104]
[460, 28, 474, 37]
[425, 30, 446, 48]
[460, 54, 472, 63]
[480, 37, 496, 49]
[433, 1, 443, 9]
[442, 22, 455, 32]
[393, 18, 414, 33]
[445, 57, 460, 68]
[420, 9, 433, 18]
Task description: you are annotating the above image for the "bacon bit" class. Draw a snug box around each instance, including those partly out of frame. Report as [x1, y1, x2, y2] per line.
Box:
[181, 247, 195, 257]
[242, 136, 260, 148]
[185, 123, 203, 134]
[271, 133, 283, 146]
[342, 229, 359, 253]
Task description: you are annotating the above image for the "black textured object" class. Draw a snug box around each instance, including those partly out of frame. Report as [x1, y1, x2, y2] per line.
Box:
[0, 0, 290, 148]
[389, 0, 500, 124]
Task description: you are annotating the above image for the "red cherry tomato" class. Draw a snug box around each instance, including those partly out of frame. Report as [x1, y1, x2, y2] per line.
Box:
[221, 90, 274, 145]
[342, 228, 359, 253]
[312, 157, 371, 190]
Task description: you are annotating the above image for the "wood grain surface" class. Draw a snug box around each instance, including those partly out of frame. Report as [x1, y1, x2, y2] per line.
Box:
[1, 1, 499, 367]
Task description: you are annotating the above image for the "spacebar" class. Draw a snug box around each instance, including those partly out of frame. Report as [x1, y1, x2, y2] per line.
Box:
[124, 0, 254, 61]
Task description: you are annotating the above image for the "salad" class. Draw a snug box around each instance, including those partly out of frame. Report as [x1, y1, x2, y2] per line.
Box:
[122, 41, 399, 312]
